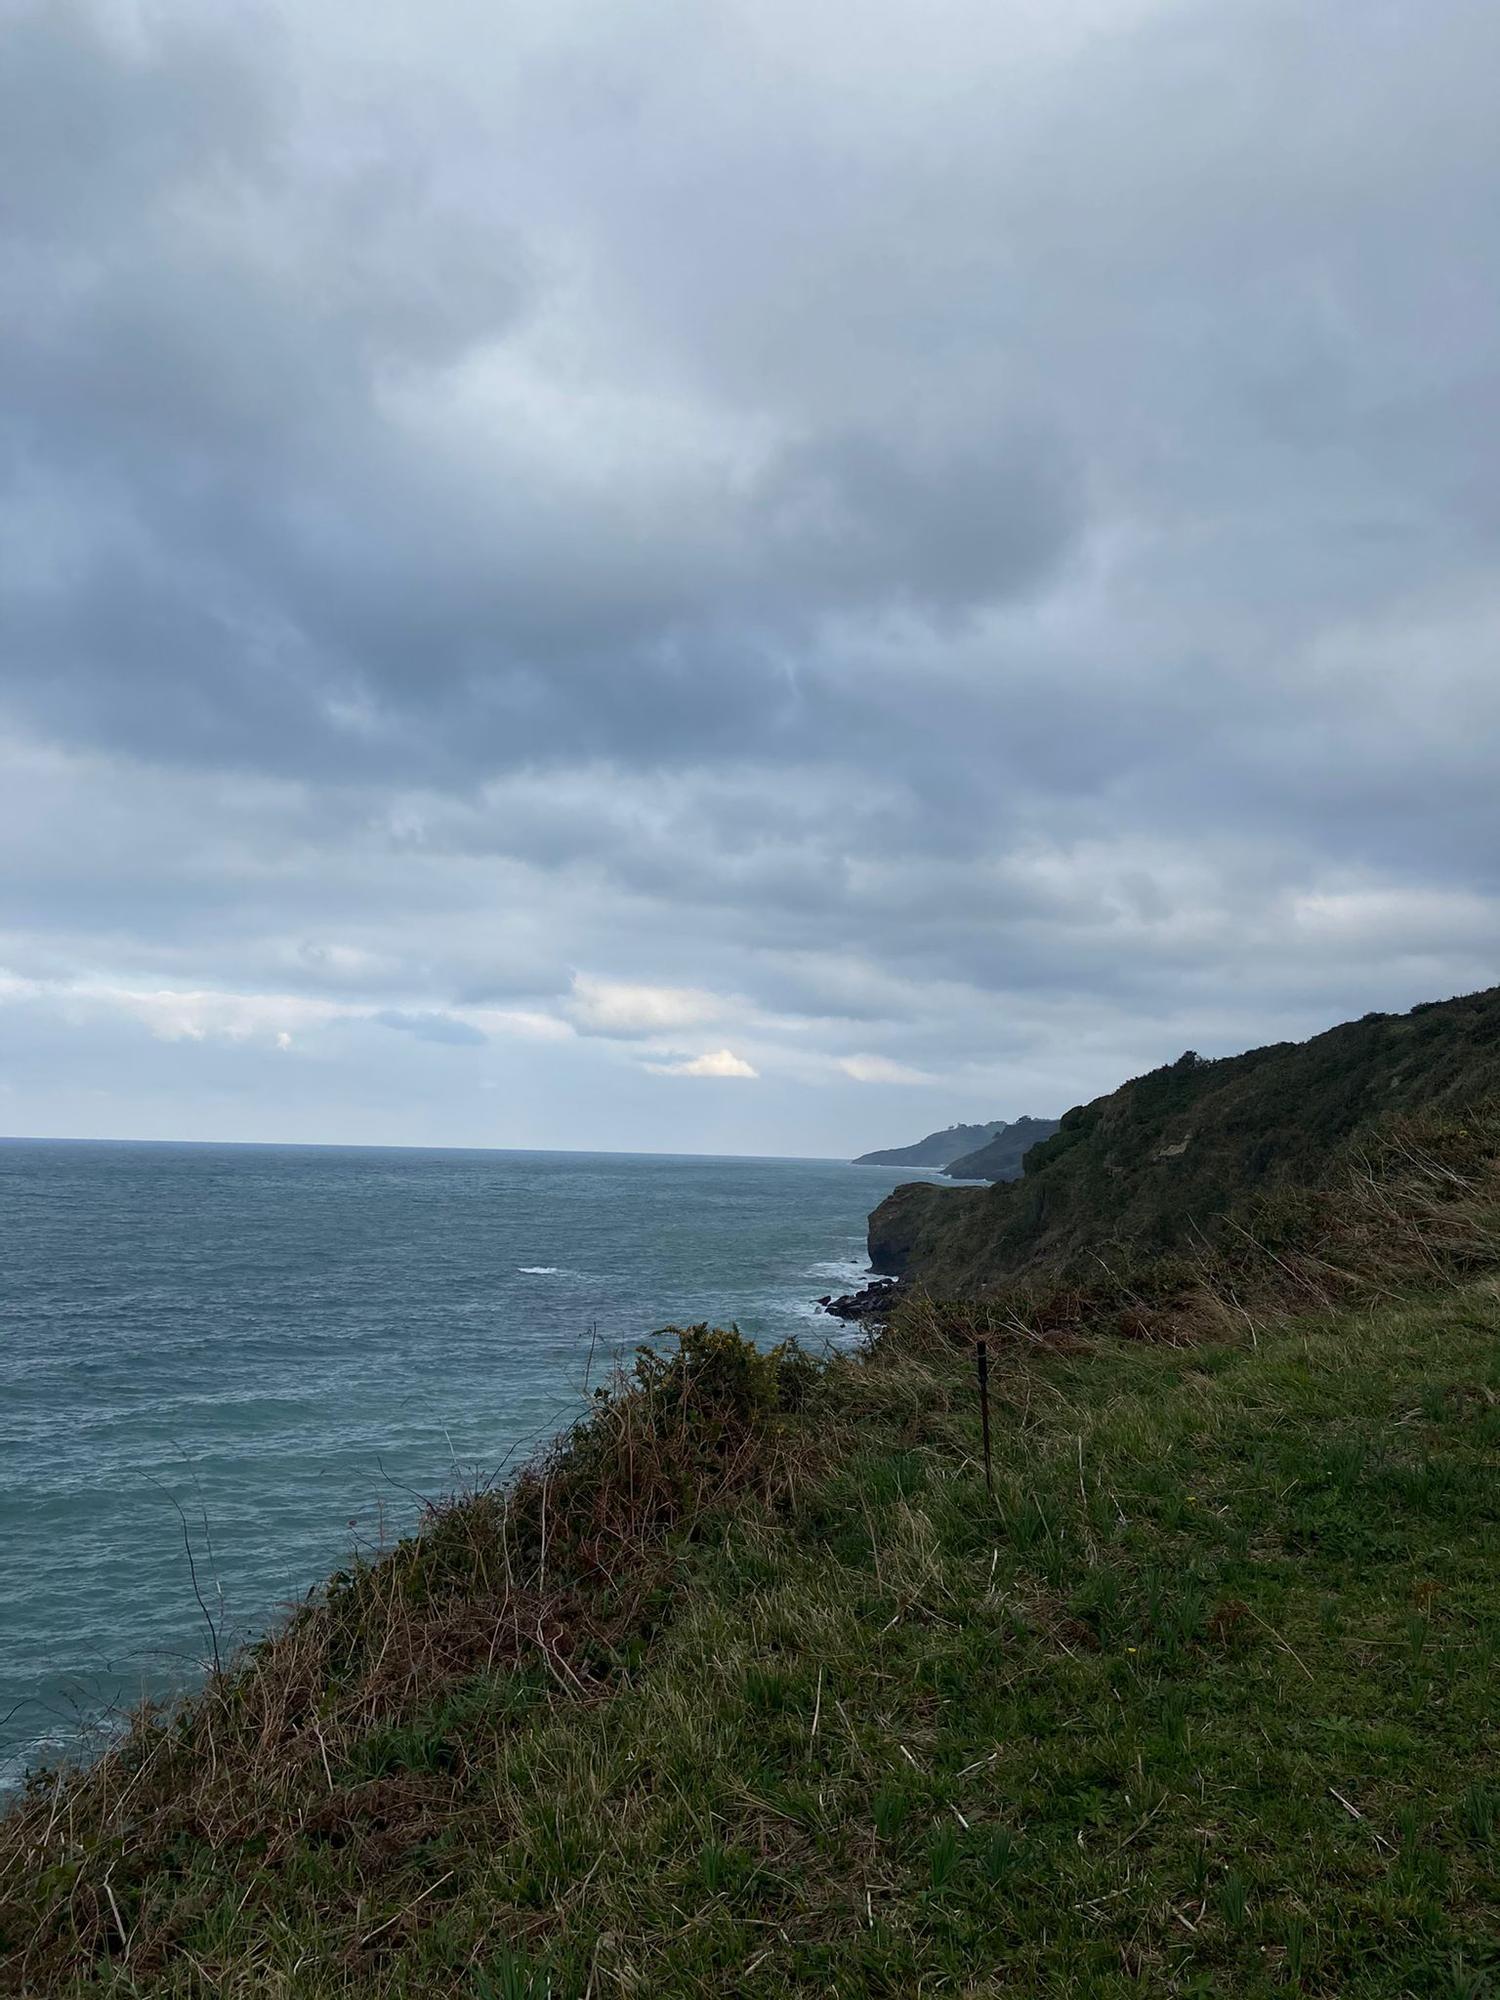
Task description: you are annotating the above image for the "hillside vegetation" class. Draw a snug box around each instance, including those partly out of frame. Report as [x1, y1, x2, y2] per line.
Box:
[944, 1114, 1061, 1181]
[4, 1087, 1500, 1996]
[871, 986, 1500, 1290]
[853, 1122, 1010, 1169]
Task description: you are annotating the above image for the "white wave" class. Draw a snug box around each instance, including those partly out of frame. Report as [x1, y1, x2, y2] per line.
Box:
[781, 1297, 874, 1347]
[516, 1265, 562, 1275]
[808, 1257, 873, 1287]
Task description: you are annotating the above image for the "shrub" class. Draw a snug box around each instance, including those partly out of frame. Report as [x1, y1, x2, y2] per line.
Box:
[630, 1323, 819, 1423]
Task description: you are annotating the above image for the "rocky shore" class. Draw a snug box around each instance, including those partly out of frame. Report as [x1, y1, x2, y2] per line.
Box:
[815, 1275, 901, 1323]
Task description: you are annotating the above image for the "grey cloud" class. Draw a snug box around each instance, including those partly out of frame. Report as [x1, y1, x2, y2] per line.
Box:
[372, 1009, 488, 1046]
[761, 420, 1080, 616]
[0, 0, 1088, 786]
[0, 3, 270, 241]
[3, 0, 1500, 1152]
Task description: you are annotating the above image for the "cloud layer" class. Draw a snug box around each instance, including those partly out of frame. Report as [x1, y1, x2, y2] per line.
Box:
[2, 0, 1497, 1151]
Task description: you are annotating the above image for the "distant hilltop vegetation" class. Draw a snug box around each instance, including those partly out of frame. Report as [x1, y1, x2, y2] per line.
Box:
[853, 1121, 1008, 1169]
[870, 986, 1500, 1291]
[944, 1115, 1062, 1180]
[853, 1115, 1060, 1175]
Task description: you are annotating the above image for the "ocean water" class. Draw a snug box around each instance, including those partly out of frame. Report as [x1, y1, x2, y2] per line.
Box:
[0, 1140, 925, 1781]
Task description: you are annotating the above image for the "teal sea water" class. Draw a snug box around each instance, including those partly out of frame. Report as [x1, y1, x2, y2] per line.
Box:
[0, 1140, 923, 1782]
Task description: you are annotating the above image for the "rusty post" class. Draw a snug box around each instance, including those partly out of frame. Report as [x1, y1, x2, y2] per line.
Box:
[976, 1337, 993, 1497]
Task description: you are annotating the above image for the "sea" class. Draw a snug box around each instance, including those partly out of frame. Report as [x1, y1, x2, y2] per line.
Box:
[0, 1139, 928, 1783]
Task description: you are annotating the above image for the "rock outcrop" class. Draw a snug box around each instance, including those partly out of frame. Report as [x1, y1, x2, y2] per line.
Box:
[817, 1276, 901, 1321]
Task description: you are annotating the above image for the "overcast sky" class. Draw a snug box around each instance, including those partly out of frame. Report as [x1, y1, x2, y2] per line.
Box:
[2, 0, 1497, 1156]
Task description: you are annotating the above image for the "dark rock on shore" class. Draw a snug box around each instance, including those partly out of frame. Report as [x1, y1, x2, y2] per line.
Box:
[818, 1276, 901, 1322]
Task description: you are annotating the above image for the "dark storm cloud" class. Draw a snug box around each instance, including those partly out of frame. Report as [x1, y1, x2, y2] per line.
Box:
[0, 0, 1091, 785]
[3, 0, 1500, 1151]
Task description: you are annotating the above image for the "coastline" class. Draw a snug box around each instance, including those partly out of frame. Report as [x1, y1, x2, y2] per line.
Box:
[0, 1148, 913, 1790]
[0, 1152, 912, 1792]
[10, 1115, 1500, 1991]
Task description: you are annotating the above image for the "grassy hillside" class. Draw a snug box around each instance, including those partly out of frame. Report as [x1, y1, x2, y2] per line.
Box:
[871, 986, 1500, 1291]
[4, 1108, 1500, 1996]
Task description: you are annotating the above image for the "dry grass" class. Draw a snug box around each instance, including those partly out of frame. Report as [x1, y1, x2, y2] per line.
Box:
[0, 1327, 822, 1989]
[907, 1104, 1500, 1353]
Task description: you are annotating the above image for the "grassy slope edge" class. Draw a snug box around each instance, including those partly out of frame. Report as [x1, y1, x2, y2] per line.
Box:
[3, 1114, 1500, 1996]
[870, 985, 1500, 1291]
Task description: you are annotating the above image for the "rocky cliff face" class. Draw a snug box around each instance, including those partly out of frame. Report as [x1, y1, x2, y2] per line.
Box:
[866, 1179, 985, 1276]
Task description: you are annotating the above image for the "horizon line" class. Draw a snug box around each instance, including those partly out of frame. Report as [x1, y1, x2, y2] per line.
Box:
[0, 1131, 881, 1167]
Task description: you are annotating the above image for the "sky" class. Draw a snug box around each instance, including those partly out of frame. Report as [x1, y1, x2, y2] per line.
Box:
[2, 0, 1497, 1157]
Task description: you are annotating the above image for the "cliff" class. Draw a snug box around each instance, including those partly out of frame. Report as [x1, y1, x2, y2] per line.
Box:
[870, 985, 1500, 1289]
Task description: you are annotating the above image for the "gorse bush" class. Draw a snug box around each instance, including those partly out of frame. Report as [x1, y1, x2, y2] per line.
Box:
[532, 1323, 821, 1559]
[628, 1321, 819, 1421]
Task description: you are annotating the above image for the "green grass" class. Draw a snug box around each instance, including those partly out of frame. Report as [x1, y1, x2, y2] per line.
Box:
[447, 1288, 1500, 1999]
[8, 1277, 1500, 1995]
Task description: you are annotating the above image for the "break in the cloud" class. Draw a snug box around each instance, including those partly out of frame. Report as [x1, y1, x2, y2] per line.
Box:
[643, 1050, 760, 1080]
[564, 978, 731, 1040]
[838, 1056, 938, 1087]
[1, 0, 1497, 1154]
